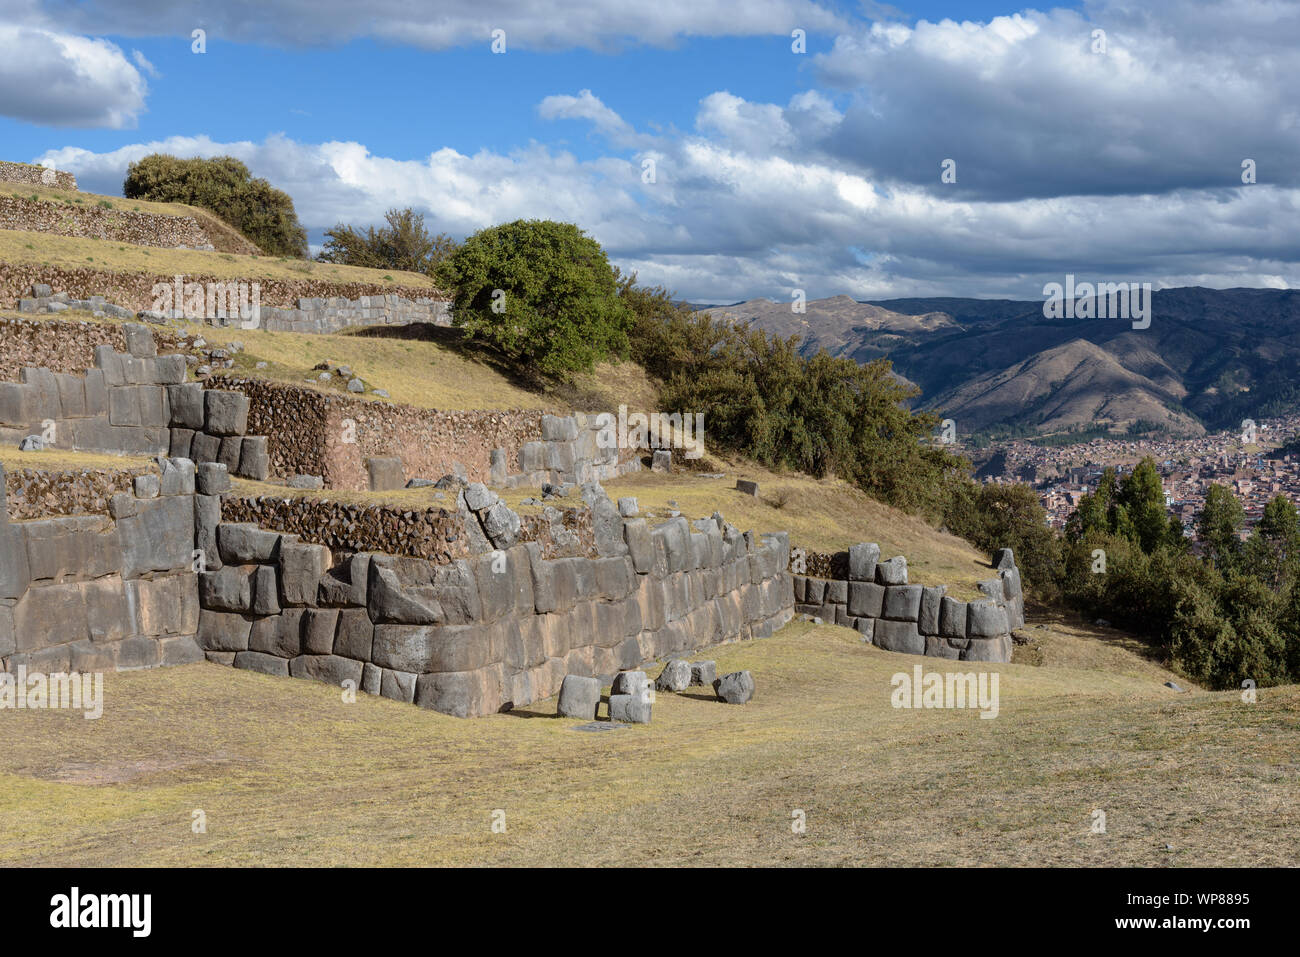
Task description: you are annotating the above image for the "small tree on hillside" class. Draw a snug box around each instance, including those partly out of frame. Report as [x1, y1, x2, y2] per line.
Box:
[124, 154, 307, 257]
[318, 207, 457, 276]
[435, 219, 632, 378]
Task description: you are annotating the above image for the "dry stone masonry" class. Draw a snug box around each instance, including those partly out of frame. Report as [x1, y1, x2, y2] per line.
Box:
[0, 161, 77, 191]
[791, 542, 1021, 663]
[247, 295, 450, 333]
[0, 460, 203, 675]
[0, 322, 270, 478]
[194, 484, 795, 717]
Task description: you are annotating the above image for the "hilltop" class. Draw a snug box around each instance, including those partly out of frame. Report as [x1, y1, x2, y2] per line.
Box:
[729, 288, 1300, 440]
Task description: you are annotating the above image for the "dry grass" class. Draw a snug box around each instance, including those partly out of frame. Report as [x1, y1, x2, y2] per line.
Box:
[0, 445, 156, 472]
[1, 620, 1293, 867]
[0, 228, 434, 288]
[190, 321, 654, 414]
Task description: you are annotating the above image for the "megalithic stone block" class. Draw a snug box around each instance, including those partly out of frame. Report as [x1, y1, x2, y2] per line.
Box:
[557, 674, 601, 719]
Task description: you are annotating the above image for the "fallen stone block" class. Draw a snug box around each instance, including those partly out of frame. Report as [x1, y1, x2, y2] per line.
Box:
[608, 693, 652, 723]
[655, 658, 692, 692]
[713, 670, 755, 704]
[690, 659, 717, 687]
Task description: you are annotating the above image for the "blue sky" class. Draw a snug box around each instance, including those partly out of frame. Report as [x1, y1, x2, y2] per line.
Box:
[1, 0, 1297, 302]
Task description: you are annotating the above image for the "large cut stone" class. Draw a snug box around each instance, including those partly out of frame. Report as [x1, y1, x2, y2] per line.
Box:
[611, 669, 649, 697]
[919, 585, 947, 635]
[204, 390, 249, 436]
[872, 618, 924, 655]
[939, 597, 968, 640]
[713, 670, 755, 704]
[967, 599, 1009, 639]
[367, 456, 405, 492]
[655, 658, 692, 692]
[690, 660, 716, 687]
[875, 556, 908, 585]
[882, 584, 923, 621]
[557, 674, 601, 719]
[608, 693, 652, 723]
[848, 543, 880, 582]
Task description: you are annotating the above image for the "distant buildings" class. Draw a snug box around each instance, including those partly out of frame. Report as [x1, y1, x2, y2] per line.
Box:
[973, 416, 1300, 535]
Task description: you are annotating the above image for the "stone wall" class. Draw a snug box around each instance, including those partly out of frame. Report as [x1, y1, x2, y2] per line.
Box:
[791, 544, 1023, 663]
[4, 464, 149, 522]
[214, 376, 635, 491]
[0, 194, 213, 250]
[2, 457, 1019, 716]
[249, 296, 449, 333]
[0, 263, 435, 314]
[0, 315, 186, 380]
[0, 460, 203, 675]
[195, 484, 794, 717]
[0, 161, 76, 191]
[0, 322, 270, 479]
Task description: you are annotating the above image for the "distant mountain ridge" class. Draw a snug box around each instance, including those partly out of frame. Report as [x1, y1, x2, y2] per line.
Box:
[706, 287, 1300, 438]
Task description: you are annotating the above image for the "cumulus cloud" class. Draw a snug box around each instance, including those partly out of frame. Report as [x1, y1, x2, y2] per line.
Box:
[22, 0, 1300, 300]
[37, 95, 1300, 303]
[811, 0, 1300, 197]
[0, 23, 147, 127]
[10, 0, 846, 50]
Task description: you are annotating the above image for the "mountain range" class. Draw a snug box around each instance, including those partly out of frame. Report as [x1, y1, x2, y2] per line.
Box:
[707, 288, 1300, 440]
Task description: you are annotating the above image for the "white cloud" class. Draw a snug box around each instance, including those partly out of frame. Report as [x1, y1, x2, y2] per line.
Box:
[10, 0, 847, 51]
[812, 0, 1300, 196]
[0, 24, 147, 127]
[38, 109, 1300, 302]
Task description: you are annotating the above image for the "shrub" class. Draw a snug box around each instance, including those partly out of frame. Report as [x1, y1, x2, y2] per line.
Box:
[436, 220, 632, 378]
[618, 270, 965, 518]
[123, 154, 307, 257]
[318, 207, 457, 277]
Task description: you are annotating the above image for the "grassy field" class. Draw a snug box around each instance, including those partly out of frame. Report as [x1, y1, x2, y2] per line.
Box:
[1, 620, 1293, 867]
[191, 321, 659, 413]
[0, 228, 435, 288]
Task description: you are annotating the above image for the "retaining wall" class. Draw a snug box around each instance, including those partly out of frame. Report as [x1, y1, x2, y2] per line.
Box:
[195, 486, 793, 716]
[0, 194, 213, 250]
[214, 376, 637, 490]
[0, 460, 203, 674]
[0, 322, 270, 478]
[0, 161, 77, 191]
[791, 544, 1022, 663]
[0, 265, 434, 314]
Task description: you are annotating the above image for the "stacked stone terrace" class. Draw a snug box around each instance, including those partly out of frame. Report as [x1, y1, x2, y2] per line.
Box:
[1, 321, 1023, 714]
[0, 321, 269, 478]
[214, 295, 449, 333]
[792, 543, 1021, 663]
[0, 458, 203, 674]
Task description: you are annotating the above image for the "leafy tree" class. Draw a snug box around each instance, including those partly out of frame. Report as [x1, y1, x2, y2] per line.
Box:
[124, 154, 307, 257]
[318, 207, 457, 276]
[945, 481, 1060, 595]
[1116, 457, 1172, 553]
[435, 219, 632, 378]
[1196, 484, 1246, 572]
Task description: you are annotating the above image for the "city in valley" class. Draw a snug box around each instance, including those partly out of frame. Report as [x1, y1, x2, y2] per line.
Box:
[972, 415, 1300, 536]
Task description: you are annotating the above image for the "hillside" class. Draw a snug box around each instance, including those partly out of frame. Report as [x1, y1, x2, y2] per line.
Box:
[0, 179, 265, 256]
[931, 338, 1204, 435]
[732, 288, 1300, 438]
